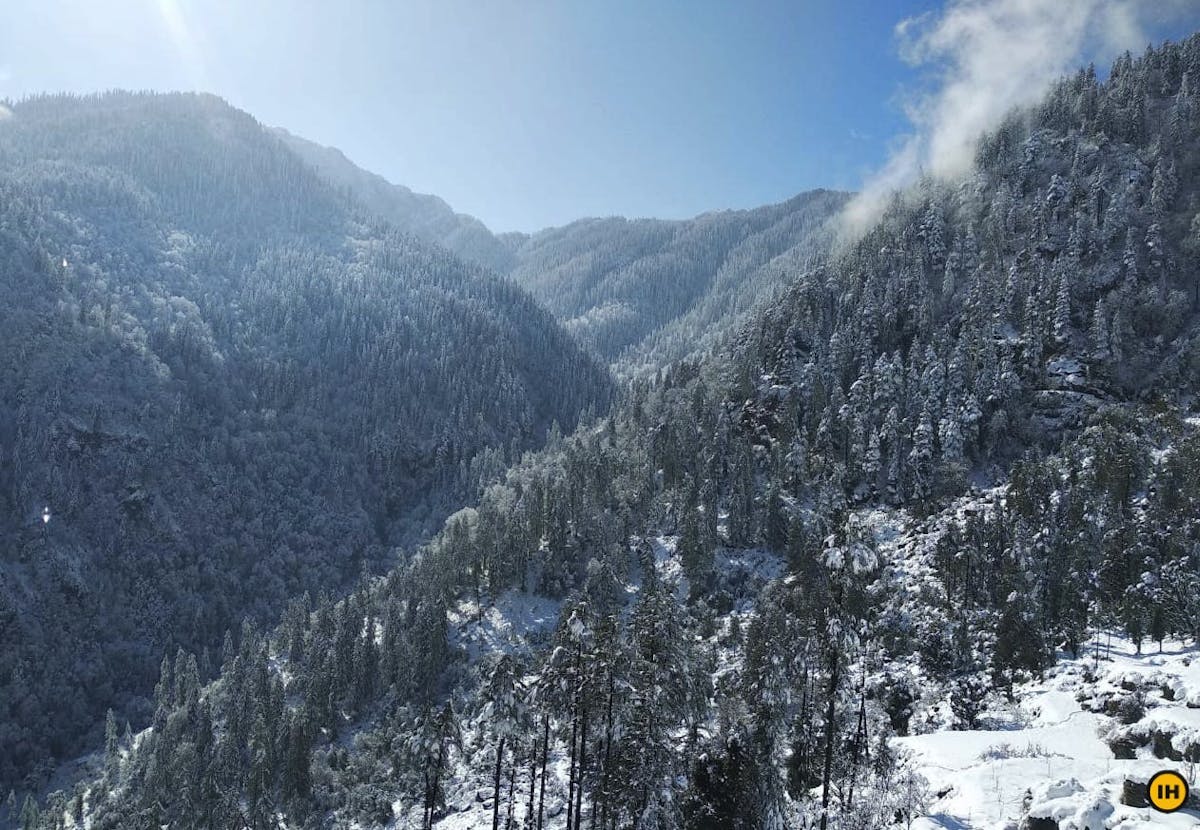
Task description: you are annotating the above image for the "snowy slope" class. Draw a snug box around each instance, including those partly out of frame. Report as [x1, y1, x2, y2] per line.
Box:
[432, 504, 1200, 830]
[900, 636, 1200, 829]
[852, 487, 1200, 829]
[415, 539, 785, 830]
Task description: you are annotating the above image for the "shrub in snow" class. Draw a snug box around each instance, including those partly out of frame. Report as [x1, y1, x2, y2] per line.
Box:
[348, 784, 395, 825]
[1114, 690, 1146, 724]
[978, 741, 1053, 761]
[950, 672, 990, 730]
[1150, 727, 1183, 761]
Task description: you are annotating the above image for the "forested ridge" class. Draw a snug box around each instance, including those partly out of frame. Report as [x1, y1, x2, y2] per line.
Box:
[10, 33, 1200, 830]
[276, 126, 848, 376]
[0, 91, 611, 797]
[502, 189, 850, 372]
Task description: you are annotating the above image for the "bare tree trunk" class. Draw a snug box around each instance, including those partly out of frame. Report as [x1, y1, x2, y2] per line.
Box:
[798, 664, 811, 783]
[589, 748, 600, 830]
[633, 785, 649, 830]
[820, 653, 839, 830]
[505, 754, 517, 830]
[846, 681, 867, 809]
[537, 714, 549, 830]
[525, 741, 537, 830]
[427, 767, 436, 830]
[566, 702, 579, 830]
[575, 704, 589, 828]
[430, 738, 446, 830]
[567, 642, 583, 830]
[601, 673, 614, 830]
[492, 736, 506, 830]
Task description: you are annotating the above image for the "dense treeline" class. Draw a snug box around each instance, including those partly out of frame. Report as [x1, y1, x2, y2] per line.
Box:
[0, 92, 611, 795]
[16, 35, 1200, 829]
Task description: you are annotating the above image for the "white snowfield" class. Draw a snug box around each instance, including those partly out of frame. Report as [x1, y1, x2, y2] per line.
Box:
[901, 636, 1200, 829]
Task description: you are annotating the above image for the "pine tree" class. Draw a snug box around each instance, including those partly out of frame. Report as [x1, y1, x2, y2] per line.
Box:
[1145, 222, 1167, 295]
[993, 580, 1047, 699]
[1185, 212, 1200, 307]
[863, 430, 882, 496]
[412, 702, 462, 830]
[615, 570, 690, 829]
[679, 502, 713, 594]
[484, 655, 526, 830]
[682, 732, 754, 830]
[907, 408, 935, 502]
[104, 708, 120, 771]
[281, 712, 312, 808]
[1053, 266, 1072, 343]
[19, 795, 39, 830]
[727, 444, 756, 547]
[949, 672, 990, 730]
[920, 203, 947, 271]
[938, 412, 965, 466]
[1122, 227, 1139, 284]
[1149, 156, 1178, 216]
[1090, 298, 1109, 356]
[763, 485, 789, 553]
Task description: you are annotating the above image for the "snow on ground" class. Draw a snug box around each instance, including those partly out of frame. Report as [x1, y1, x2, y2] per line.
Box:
[449, 590, 564, 662]
[861, 490, 1200, 829]
[425, 539, 784, 830]
[652, 534, 686, 600]
[899, 636, 1200, 829]
[712, 547, 785, 594]
[437, 500, 1200, 830]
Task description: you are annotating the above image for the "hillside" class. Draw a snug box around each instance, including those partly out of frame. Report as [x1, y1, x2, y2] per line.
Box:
[14, 34, 1200, 830]
[275, 133, 847, 375]
[504, 189, 850, 372]
[0, 92, 612, 795]
[274, 129, 517, 275]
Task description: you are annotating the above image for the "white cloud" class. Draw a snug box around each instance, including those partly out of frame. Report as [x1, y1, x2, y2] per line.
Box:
[841, 0, 1194, 236]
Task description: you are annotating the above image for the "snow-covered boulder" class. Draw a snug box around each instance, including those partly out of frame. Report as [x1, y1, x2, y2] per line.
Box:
[1025, 781, 1114, 830]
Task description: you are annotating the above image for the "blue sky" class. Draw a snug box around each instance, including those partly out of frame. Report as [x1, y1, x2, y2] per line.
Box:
[0, 1, 1194, 231]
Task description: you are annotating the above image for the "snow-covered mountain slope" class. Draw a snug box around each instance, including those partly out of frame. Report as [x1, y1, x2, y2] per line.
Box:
[504, 190, 849, 372]
[0, 90, 613, 800]
[411, 537, 787, 830]
[905, 636, 1200, 829]
[860, 487, 1200, 830]
[26, 34, 1200, 830]
[425, 510, 1200, 830]
[279, 126, 848, 378]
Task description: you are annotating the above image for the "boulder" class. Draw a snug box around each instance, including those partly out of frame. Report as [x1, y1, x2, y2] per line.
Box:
[1121, 777, 1149, 808]
[1022, 818, 1058, 830]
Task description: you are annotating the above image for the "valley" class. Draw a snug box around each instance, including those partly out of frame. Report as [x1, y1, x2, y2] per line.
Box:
[3, 13, 1200, 830]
